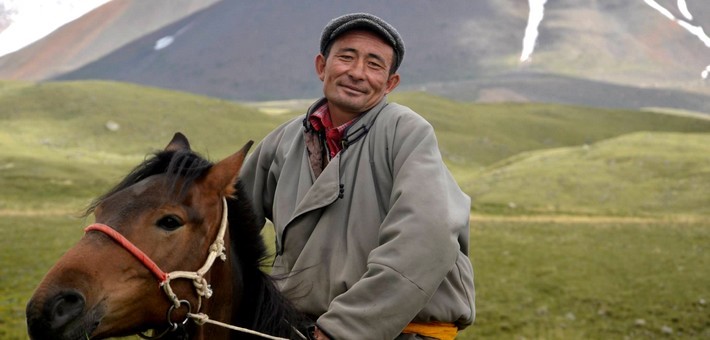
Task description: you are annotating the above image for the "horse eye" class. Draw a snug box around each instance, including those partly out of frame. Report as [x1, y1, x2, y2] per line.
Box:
[156, 215, 184, 231]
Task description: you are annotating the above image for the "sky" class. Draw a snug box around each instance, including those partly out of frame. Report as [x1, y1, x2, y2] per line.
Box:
[0, 0, 111, 57]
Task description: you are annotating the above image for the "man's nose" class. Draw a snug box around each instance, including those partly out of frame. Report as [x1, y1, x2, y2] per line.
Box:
[347, 60, 366, 80]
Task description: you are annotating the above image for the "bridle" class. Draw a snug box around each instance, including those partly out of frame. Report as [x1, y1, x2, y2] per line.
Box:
[85, 197, 299, 340]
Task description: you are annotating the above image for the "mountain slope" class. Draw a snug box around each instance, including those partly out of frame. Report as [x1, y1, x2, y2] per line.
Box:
[518, 0, 710, 87]
[53, 0, 504, 101]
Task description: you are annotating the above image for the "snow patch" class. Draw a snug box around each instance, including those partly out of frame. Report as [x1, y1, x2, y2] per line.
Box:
[152, 23, 193, 51]
[520, 0, 547, 63]
[154, 36, 174, 50]
[643, 0, 710, 79]
[677, 0, 693, 20]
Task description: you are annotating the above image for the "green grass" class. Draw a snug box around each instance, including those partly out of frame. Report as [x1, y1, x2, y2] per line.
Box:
[0, 80, 287, 157]
[0, 215, 87, 339]
[458, 219, 710, 339]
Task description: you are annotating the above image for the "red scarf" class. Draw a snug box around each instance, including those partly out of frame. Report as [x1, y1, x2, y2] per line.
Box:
[308, 103, 358, 158]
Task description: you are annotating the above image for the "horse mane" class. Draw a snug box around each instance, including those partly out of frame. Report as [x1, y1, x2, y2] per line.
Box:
[85, 149, 212, 215]
[85, 148, 306, 338]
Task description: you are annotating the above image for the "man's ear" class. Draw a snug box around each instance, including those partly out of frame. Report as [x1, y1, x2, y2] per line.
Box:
[385, 73, 401, 94]
[315, 54, 327, 81]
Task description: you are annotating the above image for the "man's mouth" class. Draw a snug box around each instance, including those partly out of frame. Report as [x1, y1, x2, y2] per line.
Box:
[339, 83, 366, 94]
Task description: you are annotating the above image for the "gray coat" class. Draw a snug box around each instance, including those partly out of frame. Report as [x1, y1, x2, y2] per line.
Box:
[240, 97, 475, 339]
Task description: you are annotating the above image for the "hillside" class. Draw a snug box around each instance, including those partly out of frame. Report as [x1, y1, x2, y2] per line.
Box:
[2, 80, 710, 217]
[0, 0, 708, 111]
[466, 132, 710, 216]
[0, 80, 284, 211]
[390, 92, 710, 170]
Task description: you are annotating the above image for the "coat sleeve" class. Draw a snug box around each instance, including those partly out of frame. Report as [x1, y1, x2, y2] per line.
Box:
[317, 110, 472, 339]
[239, 119, 294, 228]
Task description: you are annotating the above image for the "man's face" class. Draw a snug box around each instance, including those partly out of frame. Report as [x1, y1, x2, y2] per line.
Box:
[316, 30, 400, 125]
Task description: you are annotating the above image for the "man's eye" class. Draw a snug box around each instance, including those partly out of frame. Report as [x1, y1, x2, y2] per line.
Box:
[156, 215, 184, 231]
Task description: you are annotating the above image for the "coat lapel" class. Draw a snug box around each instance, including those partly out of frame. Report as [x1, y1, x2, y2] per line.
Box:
[287, 153, 341, 225]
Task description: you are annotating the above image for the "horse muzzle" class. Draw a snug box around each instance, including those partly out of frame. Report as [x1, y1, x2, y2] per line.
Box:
[26, 289, 101, 340]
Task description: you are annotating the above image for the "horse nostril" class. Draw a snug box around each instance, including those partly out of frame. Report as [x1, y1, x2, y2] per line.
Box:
[48, 291, 86, 330]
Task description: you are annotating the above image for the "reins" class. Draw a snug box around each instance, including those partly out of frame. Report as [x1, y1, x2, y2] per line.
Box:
[85, 197, 298, 340]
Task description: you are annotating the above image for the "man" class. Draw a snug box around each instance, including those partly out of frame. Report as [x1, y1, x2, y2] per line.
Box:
[240, 13, 475, 339]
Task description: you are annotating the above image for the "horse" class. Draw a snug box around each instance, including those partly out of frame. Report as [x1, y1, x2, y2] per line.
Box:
[25, 133, 307, 340]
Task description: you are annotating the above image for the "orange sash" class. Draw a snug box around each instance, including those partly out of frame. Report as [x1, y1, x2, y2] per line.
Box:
[402, 321, 458, 340]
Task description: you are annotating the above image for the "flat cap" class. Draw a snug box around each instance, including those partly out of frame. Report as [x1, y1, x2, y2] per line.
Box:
[320, 12, 405, 72]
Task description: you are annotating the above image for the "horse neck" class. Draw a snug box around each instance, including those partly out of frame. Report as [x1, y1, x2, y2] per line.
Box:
[191, 196, 304, 339]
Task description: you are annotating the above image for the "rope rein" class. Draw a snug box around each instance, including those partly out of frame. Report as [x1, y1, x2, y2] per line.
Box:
[188, 312, 302, 340]
[86, 198, 298, 340]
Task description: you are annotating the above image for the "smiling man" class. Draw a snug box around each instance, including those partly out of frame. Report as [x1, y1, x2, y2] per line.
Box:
[240, 13, 475, 339]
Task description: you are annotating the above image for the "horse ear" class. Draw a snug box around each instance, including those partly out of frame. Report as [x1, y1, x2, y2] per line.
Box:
[207, 141, 254, 197]
[165, 132, 191, 152]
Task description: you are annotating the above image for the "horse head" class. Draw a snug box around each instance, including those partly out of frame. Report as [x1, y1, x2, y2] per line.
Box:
[26, 133, 252, 339]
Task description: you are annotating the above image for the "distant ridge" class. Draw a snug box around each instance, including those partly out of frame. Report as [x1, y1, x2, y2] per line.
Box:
[423, 71, 710, 114]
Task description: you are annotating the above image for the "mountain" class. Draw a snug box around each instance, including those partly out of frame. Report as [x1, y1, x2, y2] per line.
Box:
[52, 1, 506, 101]
[1, 0, 709, 110]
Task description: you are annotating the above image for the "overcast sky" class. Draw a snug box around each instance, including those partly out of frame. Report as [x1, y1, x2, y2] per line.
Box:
[0, 0, 111, 57]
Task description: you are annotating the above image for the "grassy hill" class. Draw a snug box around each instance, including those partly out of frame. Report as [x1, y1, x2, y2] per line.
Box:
[392, 92, 710, 168]
[0, 80, 286, 212]
[2, 81, 710, 217]
[466, 132, 710, 216]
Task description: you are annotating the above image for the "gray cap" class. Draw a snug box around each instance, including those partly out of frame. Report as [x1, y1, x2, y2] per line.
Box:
[320, 13, 405, 72]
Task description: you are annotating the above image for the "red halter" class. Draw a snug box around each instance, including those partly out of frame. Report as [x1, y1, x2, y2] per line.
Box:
[84, 223, 169, 284]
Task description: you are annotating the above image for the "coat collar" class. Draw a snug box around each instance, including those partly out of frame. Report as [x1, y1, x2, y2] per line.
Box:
[303, 97, 389, 150]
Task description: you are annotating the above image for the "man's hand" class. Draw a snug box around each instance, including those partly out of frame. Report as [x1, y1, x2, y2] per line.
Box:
[313, 326, 331, 340]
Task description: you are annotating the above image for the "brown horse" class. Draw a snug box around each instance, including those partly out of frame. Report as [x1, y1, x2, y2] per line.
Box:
[26, 133, 306, 339]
